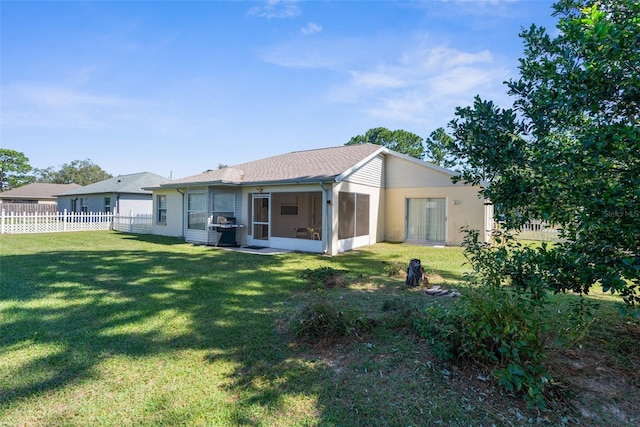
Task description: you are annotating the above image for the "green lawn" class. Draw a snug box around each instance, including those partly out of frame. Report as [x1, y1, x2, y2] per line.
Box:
[1, 232, 638, 426]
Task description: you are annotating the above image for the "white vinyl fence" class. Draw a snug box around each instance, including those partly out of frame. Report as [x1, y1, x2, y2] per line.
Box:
[111, 213, 153, 234]
[0, 209, 153, 235]
[492, 219, 563, 242]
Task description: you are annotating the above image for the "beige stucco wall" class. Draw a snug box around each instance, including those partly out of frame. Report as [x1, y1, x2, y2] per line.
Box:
[383, 154, 488, 246]
[385, 186, 488, 246]
[385, 155, 456, 188]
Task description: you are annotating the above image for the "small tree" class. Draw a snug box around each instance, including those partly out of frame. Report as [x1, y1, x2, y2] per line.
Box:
[447, 0, 639, 305]
[0, 149, 32, 191]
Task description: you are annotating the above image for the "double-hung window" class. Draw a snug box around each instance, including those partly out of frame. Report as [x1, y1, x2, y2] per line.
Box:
[213, 192, 235, 220]
[157, 195, 167, 224]
[187, 192, 206, 230]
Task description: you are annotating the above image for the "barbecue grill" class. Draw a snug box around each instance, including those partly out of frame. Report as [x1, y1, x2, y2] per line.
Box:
[209, 216, 243, 246]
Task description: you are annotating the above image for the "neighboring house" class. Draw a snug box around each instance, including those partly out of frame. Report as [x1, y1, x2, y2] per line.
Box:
[0, 183, 81, 205]
[148, 144, 492, 255]
[56, 172, 172, 215]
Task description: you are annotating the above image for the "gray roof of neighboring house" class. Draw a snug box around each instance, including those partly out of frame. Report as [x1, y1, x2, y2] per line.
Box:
[0, 183, 82, 200]
[159, 144, 389, 188]
[56, 172, 172, 196]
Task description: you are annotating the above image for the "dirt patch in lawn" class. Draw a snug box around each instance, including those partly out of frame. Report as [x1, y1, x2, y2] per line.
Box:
[547, 344, 640, 425]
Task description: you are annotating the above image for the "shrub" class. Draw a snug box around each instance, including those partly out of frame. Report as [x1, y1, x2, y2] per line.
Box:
[383, 261, 406, 277]
[291, 300, 375, 343]
[413, 228, 558, 408]
[414, 286, 552, 408]
[300, 267, 348, 290]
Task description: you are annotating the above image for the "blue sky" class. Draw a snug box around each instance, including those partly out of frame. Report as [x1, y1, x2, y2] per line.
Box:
[2, 0, 558, 180]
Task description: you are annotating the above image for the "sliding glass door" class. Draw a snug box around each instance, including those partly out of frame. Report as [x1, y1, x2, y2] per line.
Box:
[406, 198, 446, 242]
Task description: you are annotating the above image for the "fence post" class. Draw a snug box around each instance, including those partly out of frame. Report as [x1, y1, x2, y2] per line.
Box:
[129, 210, 134, 233]
[1, 209, 4, 234]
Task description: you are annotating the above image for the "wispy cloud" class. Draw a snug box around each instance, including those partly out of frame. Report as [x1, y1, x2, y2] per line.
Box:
[342, 45, 509, 126]
[260, 33, 484, 129]
[2, 83, 141, 129]
[258, 38, 357, 69]
[247, 0, 300, 19]
[260, 33, 510, 127]
[10, 84, 129, 108]
[301, 22, 322, 36]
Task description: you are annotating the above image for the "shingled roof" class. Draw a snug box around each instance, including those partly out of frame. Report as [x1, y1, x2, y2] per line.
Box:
[164, 144, 386, 187]
[0, 183, 82, 200]
[56, 172, 171, 196]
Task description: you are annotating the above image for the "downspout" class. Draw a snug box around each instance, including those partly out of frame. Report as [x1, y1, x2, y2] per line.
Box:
[177, 188, 185, 238]
[320, 182, 329, 254]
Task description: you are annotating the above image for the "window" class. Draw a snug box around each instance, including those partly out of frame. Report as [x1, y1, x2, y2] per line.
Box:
[104, 197, 111, 213]
[338, 192, 369, 239]
[157, 195, 167, 224]
[187, 193, 206, 230]
[213, 192, 235, 220]
[279, 194, 298, 215]
[81, 198, 88, 213]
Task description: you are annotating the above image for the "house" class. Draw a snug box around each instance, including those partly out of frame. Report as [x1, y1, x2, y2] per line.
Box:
[55, 172, 172, 215]
[0, 183, 81, 205]
[147, 144, 492, 255]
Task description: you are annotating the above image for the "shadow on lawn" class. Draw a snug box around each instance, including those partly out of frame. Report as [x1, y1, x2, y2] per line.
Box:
[1, 234, 469, 425]
[1, 245, 291, 402]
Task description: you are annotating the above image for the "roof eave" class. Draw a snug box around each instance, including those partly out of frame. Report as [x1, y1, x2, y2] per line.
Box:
[149, 179, 241, 190]
[148, 176, 337, 190]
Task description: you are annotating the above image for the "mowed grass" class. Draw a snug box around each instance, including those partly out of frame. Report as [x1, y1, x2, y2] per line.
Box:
[1, 232, 638, 426]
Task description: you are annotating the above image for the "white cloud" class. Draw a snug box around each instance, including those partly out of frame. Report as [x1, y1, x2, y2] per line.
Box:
[247, 0, 300, 19]
[258, 38, 356, 69]
[10, 84, 129, 108]
[411, 47, 493, 70]
[259, 33, 510, 128]
[301, 22, 322, 36]
[2, 83, 142, 129]
[325, 43, 509, 126]
[350, 70, 406, 89]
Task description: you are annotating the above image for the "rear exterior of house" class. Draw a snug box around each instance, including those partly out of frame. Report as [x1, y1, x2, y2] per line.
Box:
[149, 144, 490, 255]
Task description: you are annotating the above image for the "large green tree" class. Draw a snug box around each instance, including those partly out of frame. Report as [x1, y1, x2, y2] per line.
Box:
[424, 127, 458, 169]
[0, 149, 32, 191]
[447, 0, 639, 303]
[33, 159, 112, 186]
[346, 127, 425, 159]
